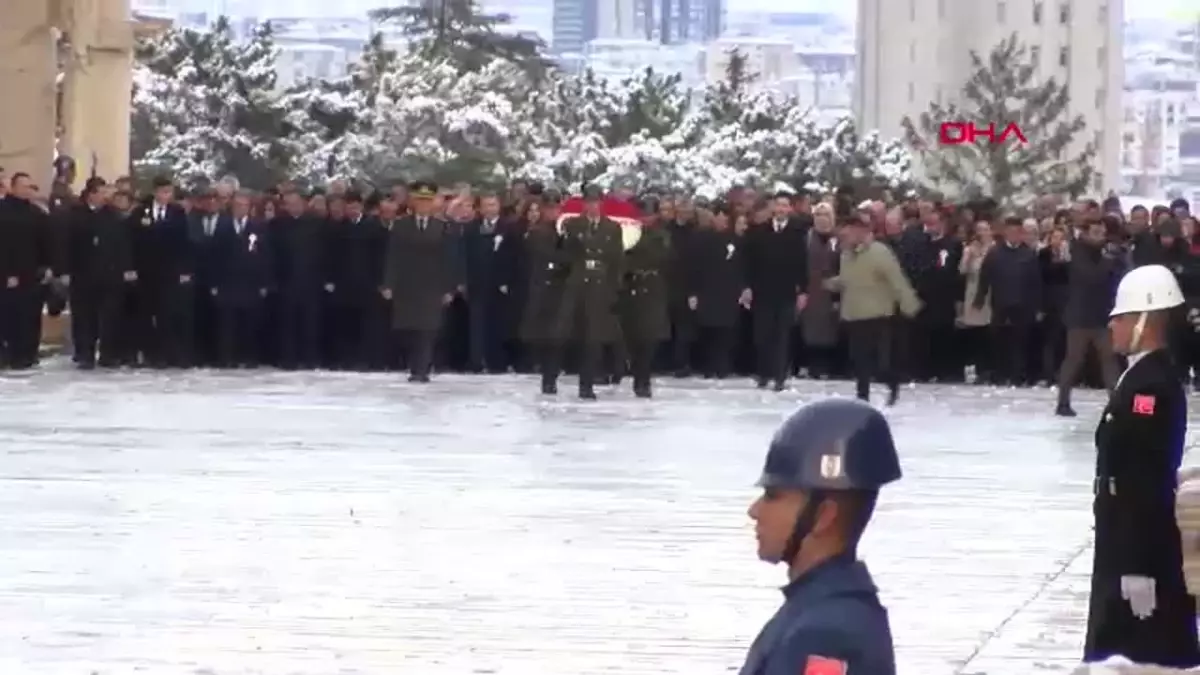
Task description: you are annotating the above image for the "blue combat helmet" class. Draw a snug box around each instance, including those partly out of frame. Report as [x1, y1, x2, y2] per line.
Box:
[758, 398, 902, 564]
[758, 398, 902, 492]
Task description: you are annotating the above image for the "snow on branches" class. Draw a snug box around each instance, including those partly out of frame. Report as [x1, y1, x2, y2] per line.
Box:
[131, 20, 913, 198]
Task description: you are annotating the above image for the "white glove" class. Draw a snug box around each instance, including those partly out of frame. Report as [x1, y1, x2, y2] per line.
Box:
[1120, 575, 1156, 619]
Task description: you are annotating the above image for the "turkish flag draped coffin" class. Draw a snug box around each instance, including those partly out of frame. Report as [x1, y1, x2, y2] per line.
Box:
[556, 196, 643, 228]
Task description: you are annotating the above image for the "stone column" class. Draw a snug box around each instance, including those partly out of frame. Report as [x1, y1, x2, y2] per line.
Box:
[0, 0, 57, 184]
[59, 0, 134, 189]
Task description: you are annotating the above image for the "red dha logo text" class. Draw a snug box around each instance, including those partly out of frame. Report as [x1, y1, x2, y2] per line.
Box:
[938, 122, 1028, 146]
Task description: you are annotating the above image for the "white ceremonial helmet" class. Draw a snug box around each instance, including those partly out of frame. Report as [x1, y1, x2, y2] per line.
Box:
[1110, 264, 1184, 317]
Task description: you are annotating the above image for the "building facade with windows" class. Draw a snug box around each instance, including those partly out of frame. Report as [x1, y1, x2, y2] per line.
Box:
[854, 0, 1123, 194]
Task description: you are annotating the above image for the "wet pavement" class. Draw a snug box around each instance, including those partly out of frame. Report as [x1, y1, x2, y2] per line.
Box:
[0, 366, 1143, 674]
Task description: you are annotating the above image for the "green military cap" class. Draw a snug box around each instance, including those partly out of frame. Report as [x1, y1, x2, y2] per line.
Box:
[409, 180, 438, 199]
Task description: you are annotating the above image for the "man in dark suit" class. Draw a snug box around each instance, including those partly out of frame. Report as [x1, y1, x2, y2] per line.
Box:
[742, 191, 810, 391]
[338, 191, 392, 370]
[210, 191, 272, 367]
[188, 187, 223, 365]
[131, 176, 195, 367]
[271, 189, 328, 369]
[61, 178, 137, 368]
[0, 172, 53, 369]
[383, 181, 462, 383]
[463, 191, 513, 372]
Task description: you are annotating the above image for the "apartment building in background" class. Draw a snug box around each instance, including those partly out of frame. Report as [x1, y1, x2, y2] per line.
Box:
[855, 0, 1124, 195]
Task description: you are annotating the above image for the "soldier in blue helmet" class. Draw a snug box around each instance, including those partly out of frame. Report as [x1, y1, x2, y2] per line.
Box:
[740, 398, 901, 675]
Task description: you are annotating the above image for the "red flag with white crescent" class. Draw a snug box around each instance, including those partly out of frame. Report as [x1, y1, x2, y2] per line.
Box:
[557, 196, 642, 228]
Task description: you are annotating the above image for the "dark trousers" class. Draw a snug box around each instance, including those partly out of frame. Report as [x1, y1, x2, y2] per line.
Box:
[990, 306, 1034, 384]
[578, 341, 603, 391]
[279, 291, 321, 369]
[669, 305, 695, 371]
[752, 301, 795, 384]
[325, 298, 355, 369]
[216, 298, 263, 367]
[401, 329, 436, 378]
[628, 339, 657, 392]
[537, 340, 562, 388]
[699, 324, 734, 378]
[912, 312, 961, 382]
[1057, 328, 1119, 401]
[194, 288, 218, 366]
[0, 284, 43, 368]
[468, 296, 508, 372]
[359, 296, 392, 371]
[957, 326, 991, 381]
[70, 284, 127, 366]
[139, 279, 195, 367]
[845, 317, 896, 400]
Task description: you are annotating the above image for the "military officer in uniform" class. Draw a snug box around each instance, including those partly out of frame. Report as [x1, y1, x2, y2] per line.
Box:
[1084, 263, 1200, 667]
[742, 398, 900, 675]
[383, 181, 462, 383]
[558, 186, 624, 399]
[619, 215, 670, 397]
[521, 195, 572, 394]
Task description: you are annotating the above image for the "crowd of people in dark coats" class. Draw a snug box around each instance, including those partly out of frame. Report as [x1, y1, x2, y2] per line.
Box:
[0, 165, 1196, 403]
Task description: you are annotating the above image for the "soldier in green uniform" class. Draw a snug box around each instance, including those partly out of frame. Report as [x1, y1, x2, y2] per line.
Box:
[520, 193, 573, 395]
[557, 186, 624, 400]
[619, 214, 670, 397]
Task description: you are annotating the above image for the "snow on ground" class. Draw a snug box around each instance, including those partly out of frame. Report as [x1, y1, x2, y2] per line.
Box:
[0, 363, 1144, 674]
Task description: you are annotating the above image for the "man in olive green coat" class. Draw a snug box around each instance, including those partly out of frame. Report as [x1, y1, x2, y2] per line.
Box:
[620, 222, 671, 398]
[557, 187, 624, 399]
[824, 219, 921, 404]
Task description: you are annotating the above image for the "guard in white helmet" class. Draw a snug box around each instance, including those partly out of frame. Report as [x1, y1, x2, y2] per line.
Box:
[1084, 264, 1200, 666]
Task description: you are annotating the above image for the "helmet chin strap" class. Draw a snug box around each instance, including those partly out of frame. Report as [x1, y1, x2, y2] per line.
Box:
[1129, 312, 1148, 353]
[779, 490, 880, 570]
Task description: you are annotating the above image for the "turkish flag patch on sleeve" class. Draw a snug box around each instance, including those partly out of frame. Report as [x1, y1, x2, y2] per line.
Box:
[804, 655, 848, 675]
[1132, 394, 1156, 416]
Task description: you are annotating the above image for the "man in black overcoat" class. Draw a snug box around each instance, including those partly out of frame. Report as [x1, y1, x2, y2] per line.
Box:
[62, 178, 137, 368]
[271, 190, 328, 369]
[463, 192, 514, 372]
[210, 192, 272, 367]
[0, 172, 52, 369]
[741, 192, 809, 391]
[131, 176, 195, 367]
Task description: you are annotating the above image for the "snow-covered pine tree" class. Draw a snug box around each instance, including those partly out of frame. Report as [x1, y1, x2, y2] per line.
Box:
[901, 33, 1095, 208]
[132, 17, 294, 189]
[368, 0, 550, 75]
[338, 53, 535, 187]
[282, 34, 395, 182]
[804, 118, 915, 199]
[516, 69, 627, 187]
[223, 21, 295, 189]
[604, 68, 690, 146]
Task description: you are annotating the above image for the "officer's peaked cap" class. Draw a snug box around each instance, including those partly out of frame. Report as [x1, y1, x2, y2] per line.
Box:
[409, 180, 438, 199]
[758, 398, 901, 491]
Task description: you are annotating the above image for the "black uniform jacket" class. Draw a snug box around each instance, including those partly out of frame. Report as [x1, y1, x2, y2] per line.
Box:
[1085, 348, 1200, 666]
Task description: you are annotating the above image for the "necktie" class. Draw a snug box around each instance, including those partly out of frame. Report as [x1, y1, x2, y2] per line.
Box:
[419, 218, 426, 231]
[236, 219, 244, 235]
[155, 207, 163, 222]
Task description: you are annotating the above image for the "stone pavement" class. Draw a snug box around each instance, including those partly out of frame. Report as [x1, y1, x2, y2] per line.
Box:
[0, 367, 1142, 674]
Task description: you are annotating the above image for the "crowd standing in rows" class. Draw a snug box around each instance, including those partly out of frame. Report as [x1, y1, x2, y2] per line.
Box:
[0, 167, 1195, 407]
